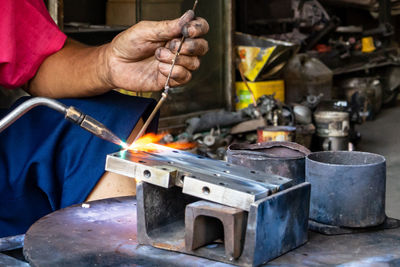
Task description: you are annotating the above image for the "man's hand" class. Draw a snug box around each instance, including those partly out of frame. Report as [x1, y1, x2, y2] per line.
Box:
[28, 11, 209, 98]
[101, 10, 209, 92]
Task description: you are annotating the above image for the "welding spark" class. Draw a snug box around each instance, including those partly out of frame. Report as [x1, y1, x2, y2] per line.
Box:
[126, 133, 196, 152]
[120, 141, 129, 150]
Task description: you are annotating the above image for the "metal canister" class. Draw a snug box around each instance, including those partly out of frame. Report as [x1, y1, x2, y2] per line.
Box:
[306, 151, 386, 228]
[257, 126, 296, 143]
[314, 111, 349, 151]
[227, 141, 310, 184]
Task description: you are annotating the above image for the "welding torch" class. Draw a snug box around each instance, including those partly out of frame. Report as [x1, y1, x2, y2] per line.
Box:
[132, 0, 199, 144]
[0, 97, 125, 147]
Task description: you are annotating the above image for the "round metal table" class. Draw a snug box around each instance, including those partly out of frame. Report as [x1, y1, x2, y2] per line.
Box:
[23, 197, 400, 266]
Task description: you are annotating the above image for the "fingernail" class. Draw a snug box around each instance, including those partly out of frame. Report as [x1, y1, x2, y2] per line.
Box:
[169, 40, 178, 50]
[179, 10, 195, 26]
[182, 24, 190, 38]
[156, 47, 162, 58]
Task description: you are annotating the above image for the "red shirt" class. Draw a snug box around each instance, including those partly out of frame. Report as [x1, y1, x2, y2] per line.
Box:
[0, 0, 67, 89]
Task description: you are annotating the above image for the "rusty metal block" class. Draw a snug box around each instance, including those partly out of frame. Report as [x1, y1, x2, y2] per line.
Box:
[185, 201, 247, 260]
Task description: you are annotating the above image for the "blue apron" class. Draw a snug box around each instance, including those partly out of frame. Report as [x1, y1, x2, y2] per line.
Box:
[0, 91, 157, 237]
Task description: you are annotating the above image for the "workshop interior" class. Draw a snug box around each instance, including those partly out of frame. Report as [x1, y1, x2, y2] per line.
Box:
[2, 0, 400, 266]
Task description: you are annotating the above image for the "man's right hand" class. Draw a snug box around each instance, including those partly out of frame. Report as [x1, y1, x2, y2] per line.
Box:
[29, 10, 209, 98]
[99, 10, 209, 93]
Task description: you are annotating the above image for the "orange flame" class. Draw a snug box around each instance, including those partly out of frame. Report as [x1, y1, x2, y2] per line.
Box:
[127, 133, 196, 152]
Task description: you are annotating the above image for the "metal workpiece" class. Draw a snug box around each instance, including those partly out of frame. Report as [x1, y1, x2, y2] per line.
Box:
[136, 182, 198, 252]
[239, 182, 311, 266]
[306, 151, 387, 228]
[106, 145, 310, 266]
[105, 151, 178, 188]
[185, 201, 247, 260]
[136, 181, 311, 266]
[106, 145, 292, 211]
[182, 176, 262, 212]
[227, 142, 310, 185]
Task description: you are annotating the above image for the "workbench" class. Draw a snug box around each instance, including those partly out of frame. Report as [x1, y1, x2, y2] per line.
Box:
[13, 197, 400, 266]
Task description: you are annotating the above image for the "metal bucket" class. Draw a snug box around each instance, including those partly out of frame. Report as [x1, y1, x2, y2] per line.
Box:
[306, 151, 386, 228]
[227, 141, 310, 184]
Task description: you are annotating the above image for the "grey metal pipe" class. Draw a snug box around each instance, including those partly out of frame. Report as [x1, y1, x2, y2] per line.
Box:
[0, 97, 124, 147]
[0, 234, 24, 252]
[0, 97, 126, 147]
[0, 97, 67, 133]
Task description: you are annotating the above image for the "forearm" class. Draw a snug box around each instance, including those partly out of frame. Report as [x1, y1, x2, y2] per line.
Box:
[27, 12, 209, 97]
[28, 38, 112, 98]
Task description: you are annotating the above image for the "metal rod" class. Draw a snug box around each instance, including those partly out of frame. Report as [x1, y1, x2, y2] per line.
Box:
[132, 0, 199, 144]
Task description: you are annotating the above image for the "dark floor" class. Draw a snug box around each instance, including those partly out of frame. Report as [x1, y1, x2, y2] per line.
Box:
[357, 102, 400, 219]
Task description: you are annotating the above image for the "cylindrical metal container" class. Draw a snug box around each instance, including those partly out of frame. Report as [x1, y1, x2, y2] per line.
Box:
[306, 151, 386, 228]
[257, 126, 296, 143]
[314, 111, 349, 151]
[283, 54, 333, 104]
[314, 111, 349, 138]
[227, 142, 310, 184]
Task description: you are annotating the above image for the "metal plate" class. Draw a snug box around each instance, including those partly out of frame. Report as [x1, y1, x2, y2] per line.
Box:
[105, 145, 292, 211]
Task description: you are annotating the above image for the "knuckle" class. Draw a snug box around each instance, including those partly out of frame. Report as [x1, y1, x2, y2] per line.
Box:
[182, 24, 190, 38]
[169, 39, 180, 51]
[136, 20, 149, 28]
[155, 47, 163, 60]
[187, 42, 197, 55]
[185, 70, 192, 82]
[196, 57, 201, 68]
[192, 57, 201, 70]
[202, 40, 209, 55]
[202, 19, 210, 33]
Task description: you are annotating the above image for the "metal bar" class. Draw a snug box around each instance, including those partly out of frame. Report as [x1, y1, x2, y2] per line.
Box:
[105, 145, 292, 210]
[224, 0, 234, 111]
[47, 0, 64, 30]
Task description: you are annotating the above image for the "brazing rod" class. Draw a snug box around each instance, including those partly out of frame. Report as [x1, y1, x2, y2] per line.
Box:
[132, 0, 199, 144]
[0, 97, 124, 146]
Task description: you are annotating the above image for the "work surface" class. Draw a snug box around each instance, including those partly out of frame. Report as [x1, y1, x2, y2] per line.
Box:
[24, 197, 400, 267]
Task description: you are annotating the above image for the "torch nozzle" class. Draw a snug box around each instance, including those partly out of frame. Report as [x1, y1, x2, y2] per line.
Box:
[65, 106, 126, 147]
